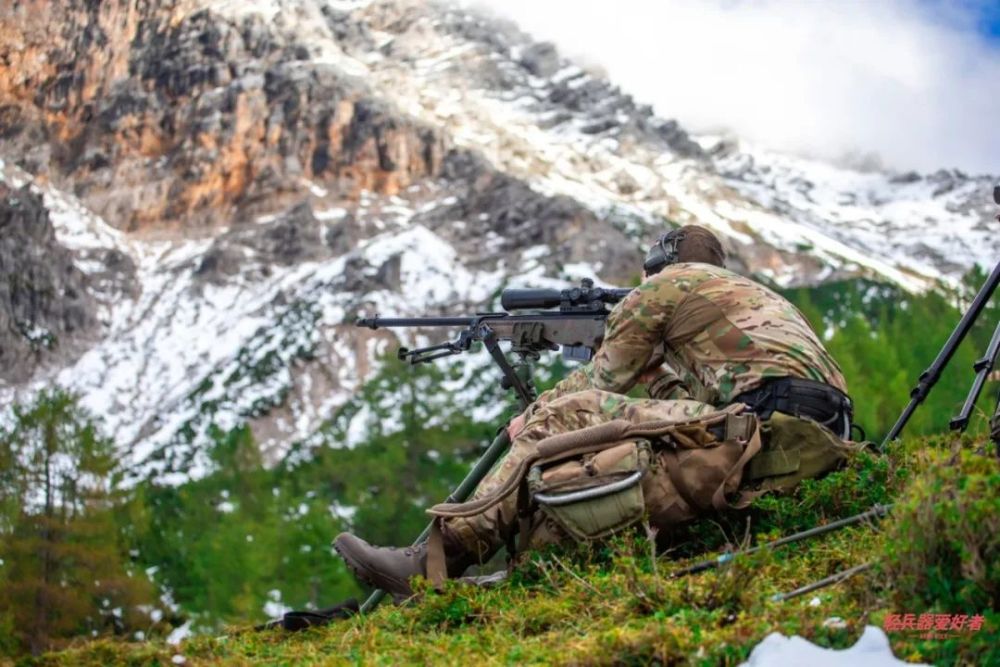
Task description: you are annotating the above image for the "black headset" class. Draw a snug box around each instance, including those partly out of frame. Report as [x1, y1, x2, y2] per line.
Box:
[642, 228, 685, 276]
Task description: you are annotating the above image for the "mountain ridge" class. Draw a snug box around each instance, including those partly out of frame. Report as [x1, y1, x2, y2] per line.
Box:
[0, 0, 997, 482]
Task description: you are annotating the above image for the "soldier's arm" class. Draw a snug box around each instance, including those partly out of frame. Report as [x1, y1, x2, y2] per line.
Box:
[532, 279, 685, 407]
[645, 367, 692, 400]
[644, 347, 711, 401]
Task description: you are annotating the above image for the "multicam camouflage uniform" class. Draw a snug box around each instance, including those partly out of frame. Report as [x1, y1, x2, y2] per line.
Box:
[536, 262, 846, 405]
[445, 263, 848, 560]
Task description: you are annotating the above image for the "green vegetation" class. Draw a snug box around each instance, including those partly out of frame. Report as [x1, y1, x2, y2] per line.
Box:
[2, 273, 998, 662]
[17, 436, 999, 666]
[0, 391, 158, 656]
[783, 271, 1000, 441]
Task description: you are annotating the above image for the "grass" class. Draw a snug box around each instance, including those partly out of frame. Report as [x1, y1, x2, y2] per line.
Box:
[14, 436, 999, 666]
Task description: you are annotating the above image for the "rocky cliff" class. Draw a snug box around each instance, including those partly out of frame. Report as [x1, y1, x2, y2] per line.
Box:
[1, 0, 443, 230]
[0, 0, 996, 481]
[0, 184, 95, 383]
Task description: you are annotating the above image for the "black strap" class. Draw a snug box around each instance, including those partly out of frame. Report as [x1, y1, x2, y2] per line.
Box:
[255, 599, 359, 632]
[734, 377, 853, 439]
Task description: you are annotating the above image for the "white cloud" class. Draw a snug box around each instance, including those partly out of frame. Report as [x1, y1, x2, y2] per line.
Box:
[474, 0, 1000, 174]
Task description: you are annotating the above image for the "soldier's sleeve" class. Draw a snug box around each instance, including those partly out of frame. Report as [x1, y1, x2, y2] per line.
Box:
[645, 367, 692, 400]
[532, 279, 685, 408]
[531, 365, 595, 409]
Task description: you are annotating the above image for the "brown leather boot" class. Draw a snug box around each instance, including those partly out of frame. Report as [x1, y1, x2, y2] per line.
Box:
[333, 533, 479, 603]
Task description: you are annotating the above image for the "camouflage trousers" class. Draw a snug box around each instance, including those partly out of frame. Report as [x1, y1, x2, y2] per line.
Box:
[444, 389, 720, 561]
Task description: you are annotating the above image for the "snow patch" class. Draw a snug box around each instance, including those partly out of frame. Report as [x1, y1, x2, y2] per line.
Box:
[263, 589, 291, 619]
[166, 620, 193, 645]
[741, 626, 928, 667]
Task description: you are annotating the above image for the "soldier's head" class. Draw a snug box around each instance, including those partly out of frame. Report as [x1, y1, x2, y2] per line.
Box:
[643, 225, 725, 276]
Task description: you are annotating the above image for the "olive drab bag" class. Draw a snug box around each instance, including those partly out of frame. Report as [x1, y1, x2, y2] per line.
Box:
[742, 411, 861, 494]
[527, 439, 652, 541]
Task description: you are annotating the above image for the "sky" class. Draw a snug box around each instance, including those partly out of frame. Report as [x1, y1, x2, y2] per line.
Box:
[476, 0, 1000, 175]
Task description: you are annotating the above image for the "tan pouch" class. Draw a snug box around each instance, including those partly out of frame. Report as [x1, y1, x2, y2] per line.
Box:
[528, 440, 651, 542]
[640, 436, 749, 528]
[746, 412, 859, 493]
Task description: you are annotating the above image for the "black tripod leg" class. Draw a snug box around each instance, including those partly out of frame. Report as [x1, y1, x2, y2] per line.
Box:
[992, 397, 1000, 450]
[882, 259, 1000, 448]
[950, 316, 1000, 431]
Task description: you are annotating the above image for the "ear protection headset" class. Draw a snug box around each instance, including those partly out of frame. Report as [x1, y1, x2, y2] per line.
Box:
[643, 228, 685, 276]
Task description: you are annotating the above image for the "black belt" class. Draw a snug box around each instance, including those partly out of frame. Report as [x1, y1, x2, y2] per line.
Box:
[733, 377, 853, 439]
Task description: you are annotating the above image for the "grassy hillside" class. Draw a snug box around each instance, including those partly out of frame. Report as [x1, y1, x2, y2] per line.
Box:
[17, 435, 998, 666]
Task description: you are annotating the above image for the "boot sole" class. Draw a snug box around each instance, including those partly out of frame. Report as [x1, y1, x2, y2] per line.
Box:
[332, 539, 413, 604]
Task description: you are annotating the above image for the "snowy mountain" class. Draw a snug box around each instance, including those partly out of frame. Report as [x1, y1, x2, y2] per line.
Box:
[1, 0, 997, 482]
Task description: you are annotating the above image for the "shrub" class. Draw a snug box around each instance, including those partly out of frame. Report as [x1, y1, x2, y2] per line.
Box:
[882, 446, 999, 611]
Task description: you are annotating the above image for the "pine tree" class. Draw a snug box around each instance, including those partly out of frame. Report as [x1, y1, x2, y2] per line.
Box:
[0, 390, 154, 656]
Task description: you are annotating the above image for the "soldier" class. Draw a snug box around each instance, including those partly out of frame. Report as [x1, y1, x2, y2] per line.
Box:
[335, 226, 858, 600]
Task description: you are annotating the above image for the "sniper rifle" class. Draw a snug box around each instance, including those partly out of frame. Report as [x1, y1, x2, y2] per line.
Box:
[356, 278, 631, 408]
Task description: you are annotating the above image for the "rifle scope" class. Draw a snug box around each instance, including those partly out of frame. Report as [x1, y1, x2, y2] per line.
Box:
[501, 279, 632, 311]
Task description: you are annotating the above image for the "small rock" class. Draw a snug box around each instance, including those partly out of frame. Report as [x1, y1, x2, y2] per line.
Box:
[519, 42, 560, 78]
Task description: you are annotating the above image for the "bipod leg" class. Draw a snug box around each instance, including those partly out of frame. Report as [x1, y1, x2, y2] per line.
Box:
[950, 315, 1000, 432]
[359, 429, 512, 614]
[882, 259, 1000, 449]
[669, 504, 892, 579]
[771, 562, 874, 602]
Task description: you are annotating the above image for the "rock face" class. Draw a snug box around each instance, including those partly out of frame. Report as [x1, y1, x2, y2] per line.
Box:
[0, 184, 96, 383]
[419, 151, 640, 282]
[0, 0, 447, 232]
[0, 0, 997, 481]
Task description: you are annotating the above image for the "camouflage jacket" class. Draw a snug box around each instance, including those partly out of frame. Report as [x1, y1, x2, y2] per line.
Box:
[535, 263, 847, 408]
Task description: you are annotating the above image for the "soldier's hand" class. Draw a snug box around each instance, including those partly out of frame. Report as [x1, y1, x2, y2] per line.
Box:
[638, 365, 666, 385]
[507, 411, 527, 440]
[638, 353, 666, 385]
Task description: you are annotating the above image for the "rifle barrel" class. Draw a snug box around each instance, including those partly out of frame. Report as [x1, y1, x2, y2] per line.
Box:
[356, 310, 611, 330]
[356, 316, 480, 329]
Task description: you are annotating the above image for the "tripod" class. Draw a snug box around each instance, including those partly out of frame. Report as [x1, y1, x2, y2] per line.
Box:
[882, 185, 1000, 449]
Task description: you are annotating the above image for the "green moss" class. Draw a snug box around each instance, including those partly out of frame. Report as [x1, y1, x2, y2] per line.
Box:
[883, 443, 999, 612]
[26, 436, 999, 666]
